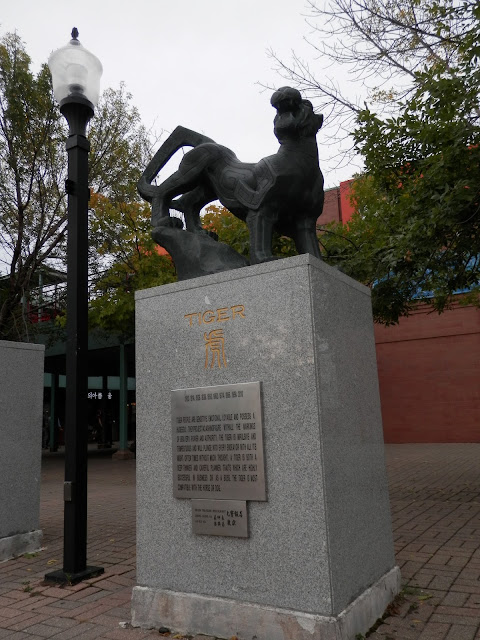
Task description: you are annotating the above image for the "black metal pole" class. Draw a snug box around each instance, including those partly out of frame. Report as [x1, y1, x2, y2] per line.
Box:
[45, 96, 103, 584]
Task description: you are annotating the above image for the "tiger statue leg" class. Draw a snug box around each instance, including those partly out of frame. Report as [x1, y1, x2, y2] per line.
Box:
[246, 207, 279, 264]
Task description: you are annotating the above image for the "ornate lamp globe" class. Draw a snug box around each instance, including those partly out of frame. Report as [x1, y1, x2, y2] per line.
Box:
[48, 28, 103, 133]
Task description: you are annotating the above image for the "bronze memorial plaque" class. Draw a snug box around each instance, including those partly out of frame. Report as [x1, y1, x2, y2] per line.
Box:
[172, 381, 266, 500]
[192, 499, 248, 537]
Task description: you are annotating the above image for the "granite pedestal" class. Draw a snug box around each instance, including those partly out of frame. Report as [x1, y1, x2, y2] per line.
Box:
[133, 254, 400, 640]
[0, 340, 44, 562]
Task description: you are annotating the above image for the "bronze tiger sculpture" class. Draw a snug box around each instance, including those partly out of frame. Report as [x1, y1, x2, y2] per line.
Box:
[138, 87, 324, 275]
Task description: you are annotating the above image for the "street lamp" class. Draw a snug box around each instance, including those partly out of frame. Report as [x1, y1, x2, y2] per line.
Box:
[45, 28, 104, 585]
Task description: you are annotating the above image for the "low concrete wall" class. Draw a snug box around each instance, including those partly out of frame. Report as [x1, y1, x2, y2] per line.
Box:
[0, 340, 44, 561]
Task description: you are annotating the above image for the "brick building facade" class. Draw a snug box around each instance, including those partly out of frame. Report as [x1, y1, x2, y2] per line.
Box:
[375, 303, 480, 443]
[320, 181, 480, 443]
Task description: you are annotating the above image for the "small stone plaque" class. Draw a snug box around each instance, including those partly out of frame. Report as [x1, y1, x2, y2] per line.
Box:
[192, 500, 248, 537]
[172, 381, 266, 500]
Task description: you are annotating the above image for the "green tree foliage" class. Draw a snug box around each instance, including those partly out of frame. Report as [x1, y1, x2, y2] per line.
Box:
[319, 11, 480, 323]
[202, 205, 250, 256]
[88, 84, 150, 203]
[0, 32, 151, 340]
[0, 33, 65, 339]
[274, 0, 480, 323]
[88, 194, 176, 339]
[202, 204, 298, 260]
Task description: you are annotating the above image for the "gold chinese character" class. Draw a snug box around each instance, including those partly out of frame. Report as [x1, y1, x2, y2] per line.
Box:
[204, 329, 227, 369]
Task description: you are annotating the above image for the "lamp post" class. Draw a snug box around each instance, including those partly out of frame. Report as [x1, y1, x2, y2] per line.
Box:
[45, 29, 104, 585]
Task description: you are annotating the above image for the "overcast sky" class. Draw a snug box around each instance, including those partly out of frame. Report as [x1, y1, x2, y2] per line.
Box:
[1, 0, 358, 188]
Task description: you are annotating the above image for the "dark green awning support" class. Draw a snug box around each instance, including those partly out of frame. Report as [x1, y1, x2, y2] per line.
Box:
[113, 343, 134, 460]
[49, 373, 58, 452]
[119, 342, 128, 451]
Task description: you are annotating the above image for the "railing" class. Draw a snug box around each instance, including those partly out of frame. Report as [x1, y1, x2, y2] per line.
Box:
[27, 270, 108, 323]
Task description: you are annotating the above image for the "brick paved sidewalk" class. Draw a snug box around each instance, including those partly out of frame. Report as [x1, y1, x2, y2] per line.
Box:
[1, 444, 479, 640]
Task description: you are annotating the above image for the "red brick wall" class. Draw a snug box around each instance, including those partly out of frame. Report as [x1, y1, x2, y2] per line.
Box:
[317, 179, 479, 444]
[317, 180, 355, 226]
[318, 187, 341, 225]
[339, 179, 355, 224]
[374, 303, 480, 443]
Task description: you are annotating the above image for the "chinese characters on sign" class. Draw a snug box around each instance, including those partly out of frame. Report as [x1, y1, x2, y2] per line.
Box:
[204, 329, 226, 369]
[184, 304, 245, 370]
[192, 499, 248, 538]
[171, 382, 266, 501]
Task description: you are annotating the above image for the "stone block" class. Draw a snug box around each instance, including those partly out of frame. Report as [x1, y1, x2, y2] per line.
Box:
[0, 340, 44, 561]
[133, 254, 399, 639]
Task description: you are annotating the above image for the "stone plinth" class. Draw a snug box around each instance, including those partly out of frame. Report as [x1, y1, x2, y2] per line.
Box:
[0, 340, 44, 562]
[133, 254, 400, 640]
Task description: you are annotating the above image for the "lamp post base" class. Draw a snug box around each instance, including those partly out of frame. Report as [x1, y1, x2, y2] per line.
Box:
[44, 565, 104, 586]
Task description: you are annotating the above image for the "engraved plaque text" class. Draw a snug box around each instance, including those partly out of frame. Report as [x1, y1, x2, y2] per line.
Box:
[172, 381, 266, 500]
[192, 499, 248, 537]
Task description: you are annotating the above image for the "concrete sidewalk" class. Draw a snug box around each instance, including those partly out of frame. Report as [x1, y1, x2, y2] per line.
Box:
[0, 444, 479, 640]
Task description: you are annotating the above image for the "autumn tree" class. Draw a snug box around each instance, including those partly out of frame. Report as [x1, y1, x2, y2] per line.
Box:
[88, 194, 176, 339]
[0, 33, 65, 339]
[202, 204, 298, 260]
[0, 32, 151, 340]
